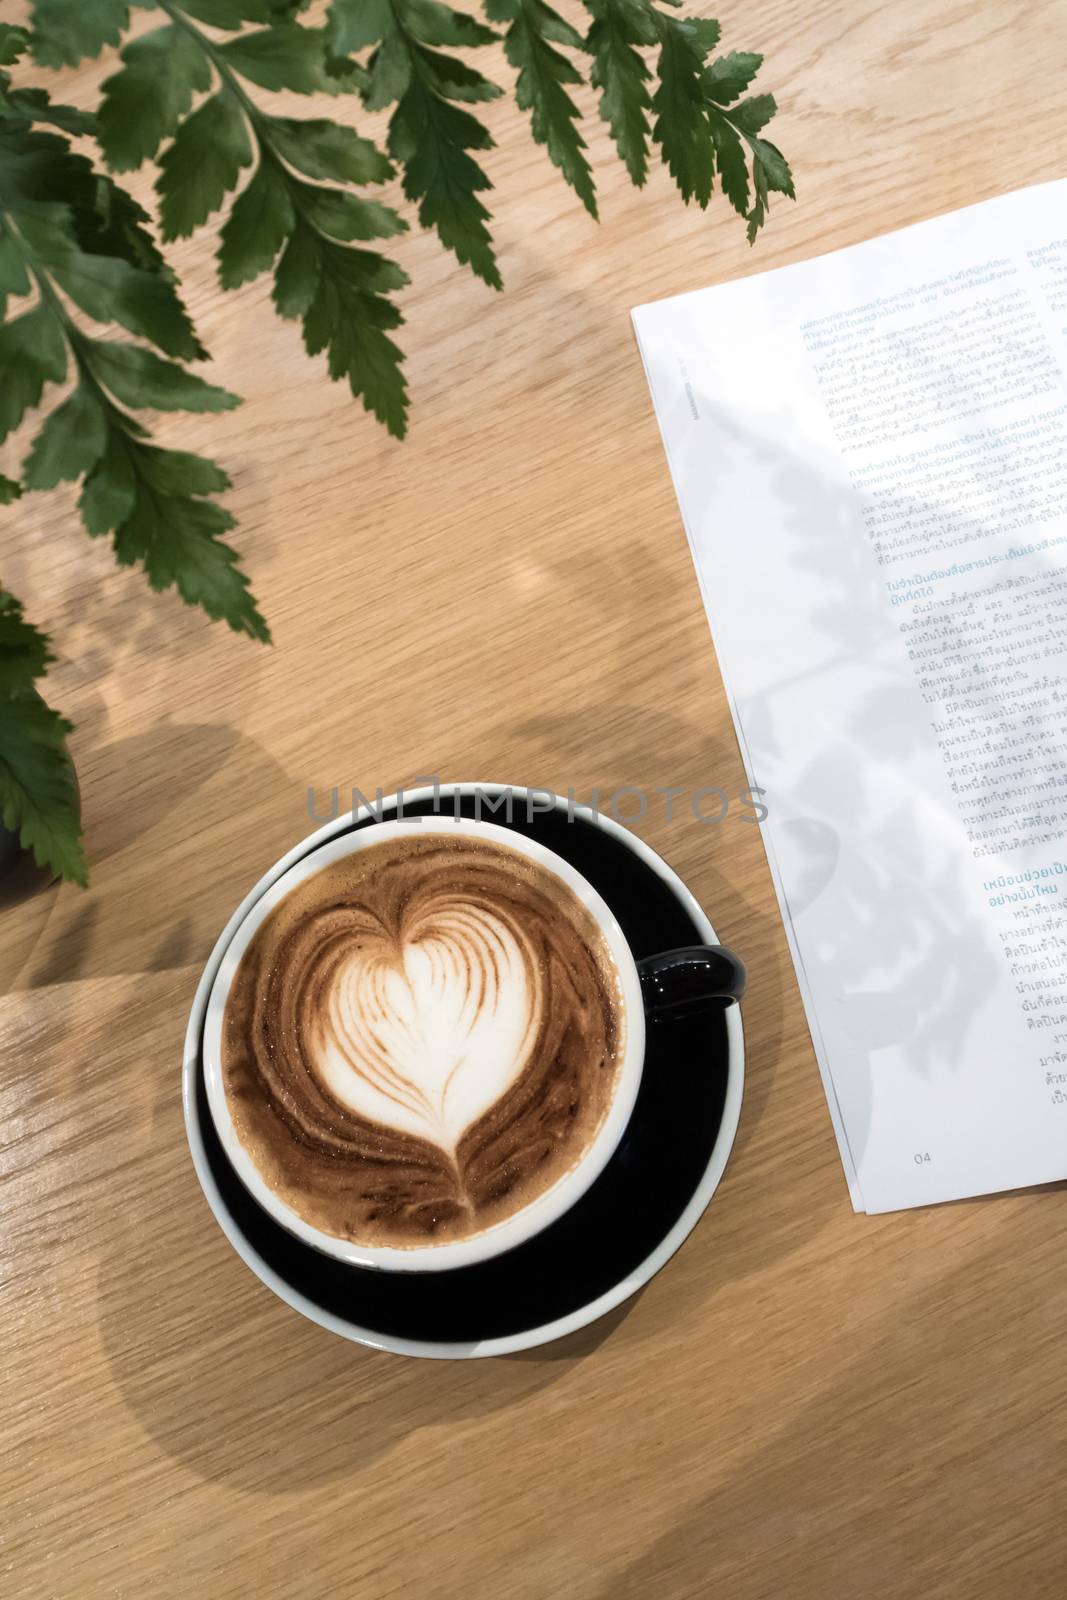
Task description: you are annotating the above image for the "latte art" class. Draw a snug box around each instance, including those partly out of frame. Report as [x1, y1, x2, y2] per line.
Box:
[222, 835, 624, 1247]
[313, 897, 541, 1150]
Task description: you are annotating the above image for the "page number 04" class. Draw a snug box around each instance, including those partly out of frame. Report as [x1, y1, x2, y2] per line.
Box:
[913, 1152, 932, 1165]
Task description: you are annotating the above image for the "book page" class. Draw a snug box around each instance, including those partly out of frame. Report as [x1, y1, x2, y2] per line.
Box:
[633, 181, 1067, 1212]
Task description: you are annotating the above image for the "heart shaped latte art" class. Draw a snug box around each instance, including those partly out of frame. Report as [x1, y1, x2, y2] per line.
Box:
[222, 835, 623, 1248]
[310, 897, 542, 1153]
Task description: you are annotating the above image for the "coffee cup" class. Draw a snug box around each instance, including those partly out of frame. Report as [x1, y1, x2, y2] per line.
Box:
[202, 813, 744, 1274]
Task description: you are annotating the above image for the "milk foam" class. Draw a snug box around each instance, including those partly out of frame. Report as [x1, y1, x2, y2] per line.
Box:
[221, 834, 623, 1248]
[313, 900, 541, 1152]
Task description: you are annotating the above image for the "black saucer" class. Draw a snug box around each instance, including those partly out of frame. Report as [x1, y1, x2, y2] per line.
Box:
[194, 795, 734, 1347]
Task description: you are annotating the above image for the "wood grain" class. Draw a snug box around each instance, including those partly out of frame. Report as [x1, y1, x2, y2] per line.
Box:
[2, 2, 1066, 1596]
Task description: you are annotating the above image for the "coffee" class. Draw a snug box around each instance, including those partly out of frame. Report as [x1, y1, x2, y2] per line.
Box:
[221, 833, 625, 1248]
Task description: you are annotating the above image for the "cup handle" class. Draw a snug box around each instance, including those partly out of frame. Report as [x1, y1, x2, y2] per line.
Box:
[637, 945, 746, 1016]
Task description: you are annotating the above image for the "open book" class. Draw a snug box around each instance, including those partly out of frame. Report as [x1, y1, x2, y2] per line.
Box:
[633, 180, 1067, 1213]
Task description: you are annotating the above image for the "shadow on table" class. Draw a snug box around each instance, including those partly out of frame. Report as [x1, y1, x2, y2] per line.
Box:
[590, 1228, 1064, 1599]
[98, 1164, 639, 1494]
[1, 723, 298, 994]
[2, 442, 276, 994]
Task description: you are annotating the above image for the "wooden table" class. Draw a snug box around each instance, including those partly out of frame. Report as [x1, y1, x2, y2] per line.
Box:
[3, 2, 1066, 1595]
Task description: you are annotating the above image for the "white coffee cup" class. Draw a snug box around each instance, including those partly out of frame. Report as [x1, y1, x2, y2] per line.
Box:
[202, 817, 648, 1273]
